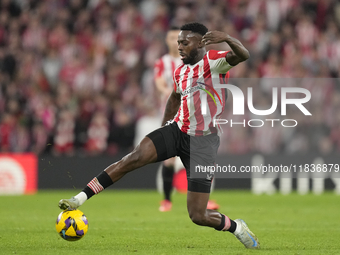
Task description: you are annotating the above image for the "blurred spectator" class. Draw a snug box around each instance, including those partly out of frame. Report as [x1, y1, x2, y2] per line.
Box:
[0, 113, 15, 152]
[85, 112, 109, 155]
[59, 52, 84, 87]
[10, 123, 30, 152]
[22, 16, 46, 50]
[53, 109, 75, 156]
[115, 35, 140, 69]
[31, 122, 50, 155]
[0, 0, 339, 156]
[73, 63, 104, 93]
[42, 48, 62, 89]
[108, 102, 136, 153]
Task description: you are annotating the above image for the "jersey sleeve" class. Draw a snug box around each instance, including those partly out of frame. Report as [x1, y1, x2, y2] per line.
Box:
[154, 58, 164, 79]
[173, 64, 183, 93]
[208, 50, 233, 74]
[173, 71, 179, 93]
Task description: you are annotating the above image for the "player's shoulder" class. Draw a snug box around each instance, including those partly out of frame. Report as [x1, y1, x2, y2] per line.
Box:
[154, 57, 164, 69]
[174, 63, 185, 75]
[155, 54, 175, 67]
[207, 50, 229, 60]
[159, 53, 173, 62]
[154, 57, 161, 64]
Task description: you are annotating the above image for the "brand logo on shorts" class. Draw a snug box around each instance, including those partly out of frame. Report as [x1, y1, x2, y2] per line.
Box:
[195, 164, 215, 180]
[206, 174, 213, 181]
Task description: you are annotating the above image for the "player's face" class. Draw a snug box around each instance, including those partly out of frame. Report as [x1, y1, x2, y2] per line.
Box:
[166, 30, 180, 53]
[177, 31, 201, 65]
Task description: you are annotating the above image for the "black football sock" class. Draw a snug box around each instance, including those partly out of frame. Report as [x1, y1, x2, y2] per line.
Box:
[228, 219, 237, 233]
[82, 171, 113, 199]
[162, 164, 174, 201]
[214, 213, 237, 232]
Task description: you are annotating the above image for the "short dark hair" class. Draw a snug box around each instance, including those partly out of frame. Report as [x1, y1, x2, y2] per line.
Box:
[180, 22, 208, 36]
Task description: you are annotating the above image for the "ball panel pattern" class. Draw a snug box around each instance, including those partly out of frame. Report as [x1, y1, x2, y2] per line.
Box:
[55, 209, 88, 241]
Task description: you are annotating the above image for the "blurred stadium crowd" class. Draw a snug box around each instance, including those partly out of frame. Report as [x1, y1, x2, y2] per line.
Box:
[0, 0, 340, 156]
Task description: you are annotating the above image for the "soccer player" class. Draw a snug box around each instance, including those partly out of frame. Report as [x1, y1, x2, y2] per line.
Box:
[154, 26, 219, 212]
[59, 22, 260, 249]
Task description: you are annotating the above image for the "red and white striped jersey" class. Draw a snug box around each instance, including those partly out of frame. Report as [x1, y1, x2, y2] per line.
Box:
[154, 54, 182, 90]
[173, 50, 233, 136]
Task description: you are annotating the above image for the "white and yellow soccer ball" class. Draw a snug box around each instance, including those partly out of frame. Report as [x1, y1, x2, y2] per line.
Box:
[56, 209, 89, 241]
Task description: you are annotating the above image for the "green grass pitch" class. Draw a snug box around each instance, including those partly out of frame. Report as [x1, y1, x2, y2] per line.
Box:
[1, 190, 339, 255]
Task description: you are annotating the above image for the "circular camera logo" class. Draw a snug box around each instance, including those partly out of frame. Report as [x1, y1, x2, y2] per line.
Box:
[0, 157, 25, 194]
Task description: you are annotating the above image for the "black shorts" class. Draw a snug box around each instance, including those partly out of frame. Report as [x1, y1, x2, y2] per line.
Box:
[146, 122, 220, 193]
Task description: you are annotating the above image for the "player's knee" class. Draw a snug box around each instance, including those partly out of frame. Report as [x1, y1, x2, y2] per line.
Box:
[189, 211, 207, 226]
[163, 157, 175, 167]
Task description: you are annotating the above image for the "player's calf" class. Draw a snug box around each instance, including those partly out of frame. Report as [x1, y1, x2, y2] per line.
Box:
[189, 210, 210, 226]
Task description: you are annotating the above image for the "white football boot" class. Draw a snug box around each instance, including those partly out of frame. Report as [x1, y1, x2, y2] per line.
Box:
[59, 197, 80, 210]
[233, 219, 260, 249]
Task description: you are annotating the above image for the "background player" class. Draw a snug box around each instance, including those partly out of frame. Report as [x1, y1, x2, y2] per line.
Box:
[154, 26, 219, 212]
[59, 22, 260, 249]
[154, 26, 182, 212]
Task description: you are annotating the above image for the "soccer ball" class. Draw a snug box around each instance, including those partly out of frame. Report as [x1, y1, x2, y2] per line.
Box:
[55, 209, 89, 241]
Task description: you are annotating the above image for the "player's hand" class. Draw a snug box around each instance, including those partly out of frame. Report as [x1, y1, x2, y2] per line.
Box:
[202, 31, 229, 45]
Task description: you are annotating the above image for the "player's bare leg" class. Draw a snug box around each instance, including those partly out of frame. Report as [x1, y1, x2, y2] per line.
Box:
[187, 191, 223, 227]
[59, 137, 158, 209]
[186, 191, 260, 249]
[104, 137, 157, 182]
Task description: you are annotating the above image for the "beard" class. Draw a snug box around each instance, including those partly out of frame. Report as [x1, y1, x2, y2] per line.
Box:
[182, 48, 199, 65]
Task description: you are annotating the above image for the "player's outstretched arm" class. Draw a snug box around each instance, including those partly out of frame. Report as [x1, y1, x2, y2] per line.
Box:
[161, 89, 181, 126]
[202, 31, 249, 66]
